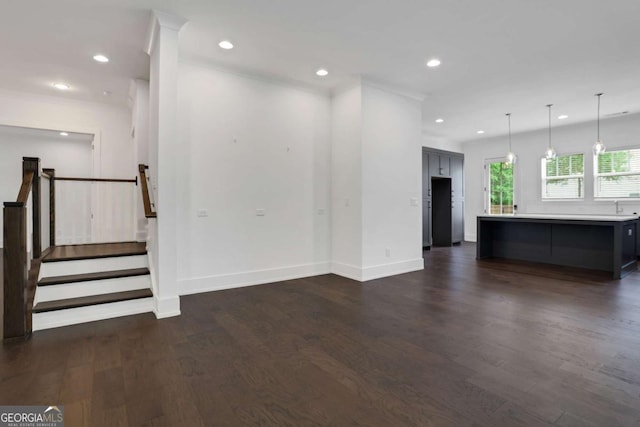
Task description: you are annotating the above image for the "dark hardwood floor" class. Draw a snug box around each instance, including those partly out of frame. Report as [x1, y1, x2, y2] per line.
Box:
[2, 243, 640, 426]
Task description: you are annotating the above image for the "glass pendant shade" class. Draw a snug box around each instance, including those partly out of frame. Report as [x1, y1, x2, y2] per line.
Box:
[593, 140, 606, 156]
[545, 147, 557, 160]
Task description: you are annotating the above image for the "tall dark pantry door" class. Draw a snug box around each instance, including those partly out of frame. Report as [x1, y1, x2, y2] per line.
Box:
[422, 148, 464, 248]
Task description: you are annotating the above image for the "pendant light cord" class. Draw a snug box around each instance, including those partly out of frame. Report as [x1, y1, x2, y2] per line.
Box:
[596, 93, 603, 141]
[547, 104, 552, 147]
[506, 113, 512, 151]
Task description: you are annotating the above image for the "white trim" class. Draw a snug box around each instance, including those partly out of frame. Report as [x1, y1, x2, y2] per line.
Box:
[361, 78, 426, 102]
[153, 295, 181, 318]
[32, 297, 154, 331]
[331, 258, 425, 282]
[465, 233, 478, 242]
[330, 262, 363, 281]
[179, 262, 331, 295]
[360, 258, 424, 282]
[145, 10, 187, 55]
[146, 240, 159, 297]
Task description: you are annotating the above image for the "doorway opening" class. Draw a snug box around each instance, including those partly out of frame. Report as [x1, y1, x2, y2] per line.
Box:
[431, 177, 452, 246]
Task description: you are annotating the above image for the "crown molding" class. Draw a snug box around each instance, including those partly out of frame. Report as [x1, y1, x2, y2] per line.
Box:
[145, 10, 188, 55]
[361, 77, 427, 102]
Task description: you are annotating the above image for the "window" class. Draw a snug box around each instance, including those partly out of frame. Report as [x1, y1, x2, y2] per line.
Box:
[541, 153, 584, 199]
[594, 148, 640, 198]
[486, 160, 514, 214]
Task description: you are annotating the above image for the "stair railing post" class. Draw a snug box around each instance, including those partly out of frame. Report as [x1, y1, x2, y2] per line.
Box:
[3, 202, 29, 342]
[23, 157, 41, 259]
[43, 168, 55, 247]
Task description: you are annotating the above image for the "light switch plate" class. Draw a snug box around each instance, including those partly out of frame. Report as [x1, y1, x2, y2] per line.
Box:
[256, 208, 266, 216]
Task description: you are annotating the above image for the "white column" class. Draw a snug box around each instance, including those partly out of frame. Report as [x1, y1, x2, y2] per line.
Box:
[330, 80, 424, 282]
[145, 10, 186, 317]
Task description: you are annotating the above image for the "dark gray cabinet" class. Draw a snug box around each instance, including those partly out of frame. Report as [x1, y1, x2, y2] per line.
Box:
[429, 152, 451, 177]
[422, 148, 464, 247]
[422, 150, 432, 246]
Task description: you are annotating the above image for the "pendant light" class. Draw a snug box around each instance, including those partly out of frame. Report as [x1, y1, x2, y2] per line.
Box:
[545, 104, 557, 160]
[505, 113, 517, 164]
[592, 93, 606, 155]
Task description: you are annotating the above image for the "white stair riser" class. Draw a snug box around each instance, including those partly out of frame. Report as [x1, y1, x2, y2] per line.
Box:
[35, 275, 151, 303]
[33, 297, 154, 331]
[39, 255, 148, 279]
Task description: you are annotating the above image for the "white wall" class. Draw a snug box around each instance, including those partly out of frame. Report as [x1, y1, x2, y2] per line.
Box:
[462, 112, 640, 241]
[175, 61, 332, 293]
[331, 85, 363, 276]
[361, 83, 423, 280]
[0, 126, 92, 246]
[0, 88, 134, 179]
[129, 79, 150, 241]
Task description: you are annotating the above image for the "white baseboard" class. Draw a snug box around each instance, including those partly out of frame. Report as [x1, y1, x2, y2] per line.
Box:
[331, 258, 424, 282]
[154, 295, 181, 318]
[465, 233, 477, 242]
[33, 297, 154, 331]
[330, 262, 363, 281]
[360, 258, 424, 281]
[179, 262, 331, 295]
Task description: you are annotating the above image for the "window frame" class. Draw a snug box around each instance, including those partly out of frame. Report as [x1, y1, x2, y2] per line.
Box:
[540, 152, 585, 201]
[484, 157, 516, 215]
[593, 146, 640, 200]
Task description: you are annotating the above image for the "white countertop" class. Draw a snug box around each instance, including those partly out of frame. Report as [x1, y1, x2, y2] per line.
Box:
[480, 213, 639, 222]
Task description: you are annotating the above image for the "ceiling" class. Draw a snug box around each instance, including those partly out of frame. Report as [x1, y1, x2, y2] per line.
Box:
[2, 0, 639, 144]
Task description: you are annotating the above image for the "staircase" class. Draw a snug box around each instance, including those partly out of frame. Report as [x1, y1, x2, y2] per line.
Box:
[32, 242, 154, 331]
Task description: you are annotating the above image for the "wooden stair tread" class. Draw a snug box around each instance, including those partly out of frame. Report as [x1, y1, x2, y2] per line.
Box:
[38, 268, 150, 286]
[43, 242, 147, 263]
[33, 289, 153, 313]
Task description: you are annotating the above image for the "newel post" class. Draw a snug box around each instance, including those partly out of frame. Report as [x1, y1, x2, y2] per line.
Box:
[3, 202, 29, 342]
[23, 157, 41, 258]
[43, 168, 55, 247]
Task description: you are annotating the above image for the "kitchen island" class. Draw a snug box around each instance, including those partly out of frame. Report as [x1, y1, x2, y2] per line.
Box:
[477, 214, 638, 278]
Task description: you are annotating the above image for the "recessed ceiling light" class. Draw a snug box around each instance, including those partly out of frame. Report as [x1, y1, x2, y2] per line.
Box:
[477, 130, 485, 134]
[557, 115, 569, 120]
[218, 40, 234, 50]
[93, 54, 109, 63]
[316, 69, 329, 77]
[52, 83, 70, 90]
[426, 59, 441, 68]
[60, 132, 69, 136]
[103, 90, 112, 96]
[435, 118, 444, 123]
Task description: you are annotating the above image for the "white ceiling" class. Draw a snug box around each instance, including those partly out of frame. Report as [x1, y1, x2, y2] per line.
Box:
[2, 0, 639, 144]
